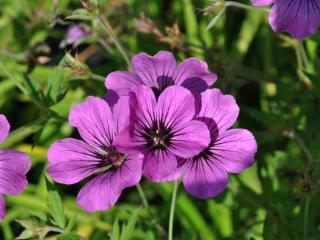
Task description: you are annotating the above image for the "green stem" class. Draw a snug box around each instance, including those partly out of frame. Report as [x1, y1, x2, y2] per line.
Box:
[298, 41, 309, 68]
[136, 183, 149, 209]
[225, 1, 269, 11]
[304, 197, 311, 240]
[168, 181, 179, 240]
[90, 73, 105, 82]
[96, 16, 131, 67]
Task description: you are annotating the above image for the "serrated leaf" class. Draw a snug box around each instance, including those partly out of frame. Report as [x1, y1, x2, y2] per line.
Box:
[47, 190, 65, 229]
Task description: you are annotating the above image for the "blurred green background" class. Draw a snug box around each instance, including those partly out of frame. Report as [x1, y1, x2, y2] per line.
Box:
[0, 0, 320, 239]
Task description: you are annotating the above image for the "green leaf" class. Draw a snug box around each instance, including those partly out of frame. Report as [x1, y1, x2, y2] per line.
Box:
[58, 233, 83, 240]
[16, 229, 34, 240]
[47, 66, 65, 104]
[112, 218, 120, 240]
[120, 207, 141, 240]
[47, 190, 65, 230]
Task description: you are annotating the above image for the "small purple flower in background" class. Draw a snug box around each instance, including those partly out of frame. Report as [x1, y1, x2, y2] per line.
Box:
[252, 0, 320, 39]
[47, 97, 144, 212]
[105, 51, 217, 105]
[0, 115, 31, 221]
[60, 25, 89, 48]
[115, 85, 211, 182]
[177, 89, 257, 198]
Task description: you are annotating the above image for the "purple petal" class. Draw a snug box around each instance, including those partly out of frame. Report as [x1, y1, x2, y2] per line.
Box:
[64, 25, 88, 45]
[105, 71, 143, 98]
[0, 115, 10, 144]
[198, 89, 239, 134]
[181, 158, 228, 199]
[0, 150, 30, 195]
[103, 90, 120, 108]
[0, 195, 5, 221]
[174, 58, 217, 92]
[169, 120, 210, 158]
[76, 153, 143, 212]
[143, 150, 180, 182]
[156, 85, 196, 127]
[69, 96, 115, 148]
[113, 96, 130, 133]
[212, 129, 257, 173]
[130, 85, 157, 128]
[269, 1, 320, 39]
[47, 138, 101, 184]
[251, 0, 274, 6]
[132, 51, 176, 90]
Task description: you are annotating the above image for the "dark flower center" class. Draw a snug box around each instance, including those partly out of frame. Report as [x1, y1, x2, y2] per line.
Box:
[98, 147, 127, 169]
[142, 121, 173, 151]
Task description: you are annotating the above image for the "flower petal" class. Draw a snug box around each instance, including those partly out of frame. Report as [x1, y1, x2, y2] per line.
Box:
[0, 150, 30, 195]
[181, 158, 228, 199]
[170, 120, 210, 158]
[103, 90, 119, 108]
[156, 85, 196, 127]
[0, 149, 31, 175]
[143, 150, 180, 182]
[251, 0, 274, 6]
[130, 85, 157, 129]
[113, 96, 130, 134]
[269, 0, 320, 39]
[76, 153, 143, 212]
[132, 51, 176, 90]
[212, 129, 257, 173]
[69, 96, 115, 148]
[0, 115, 10, 144]
[105, 71, 143, 98]
[47, 138, 101, 184]
[198, 89, 239, 134]
[174, 58, 217, 92]
[0, 195, 5, 221]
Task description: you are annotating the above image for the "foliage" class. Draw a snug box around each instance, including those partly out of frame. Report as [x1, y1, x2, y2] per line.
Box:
[0, 0, 320, 239]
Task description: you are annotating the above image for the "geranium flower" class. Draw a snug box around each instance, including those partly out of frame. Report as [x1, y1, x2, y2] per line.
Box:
[104, 51, 217, 105]
[60, 25, 89, 48]
[47, 97, 144, 212]
[0, 115, 31, 220]
[252, 0, 320, 39]
[178, 89, 257, 198]
[115, 85, 211, 182]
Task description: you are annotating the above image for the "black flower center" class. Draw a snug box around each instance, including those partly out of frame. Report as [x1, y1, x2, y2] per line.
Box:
[97, 147, 127, 169]
[142, 121, 173, 151]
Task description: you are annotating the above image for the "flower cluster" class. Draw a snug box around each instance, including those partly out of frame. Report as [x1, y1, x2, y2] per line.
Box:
[252, 0, 320, 39]
[0, 115, 31, 220]
[48, 51, 257, 212]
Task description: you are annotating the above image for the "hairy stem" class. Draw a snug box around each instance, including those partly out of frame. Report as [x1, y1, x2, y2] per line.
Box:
[96, 16, 131, 67]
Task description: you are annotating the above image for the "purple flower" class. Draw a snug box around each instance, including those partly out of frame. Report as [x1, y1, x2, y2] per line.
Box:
[252, 0, 320, 39]
[114, 85, 211, 182]
[105, 51, 217, 105]
[0, 115, 31, 221]
[60, 25, 89, 48]
[47, 97, 144, 212]
[177, 89, 257, 199]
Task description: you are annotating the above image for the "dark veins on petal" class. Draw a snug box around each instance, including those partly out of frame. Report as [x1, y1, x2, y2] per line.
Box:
[141, 120, 174, 151]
